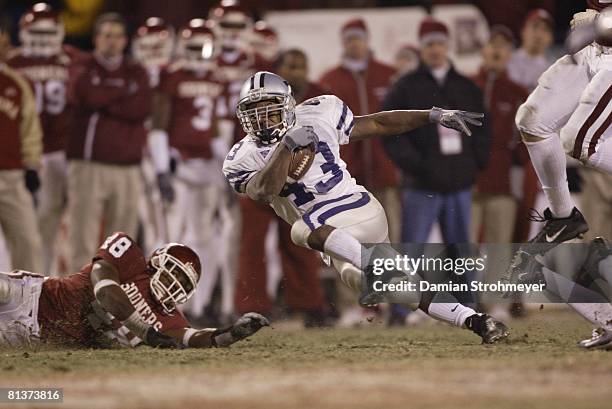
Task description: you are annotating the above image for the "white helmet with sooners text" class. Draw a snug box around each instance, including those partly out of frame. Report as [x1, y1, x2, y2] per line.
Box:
[209, 1, 253, 51]
[177, 19, 216, 71]
[132, 17, 175, 69]
[148, 243, 201, 314]
[236, 71, 296, 145]
[19, 3, 64, 57]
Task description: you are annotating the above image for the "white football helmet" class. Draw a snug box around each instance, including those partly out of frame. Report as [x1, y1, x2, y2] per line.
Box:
[209, 1, 253, 51]
[132, 17, 175, 69]
[177, 19, 217, 71]
[236, 71, 296, 145]
[148, 243, 201, 314]
[19, 3, 64, 57]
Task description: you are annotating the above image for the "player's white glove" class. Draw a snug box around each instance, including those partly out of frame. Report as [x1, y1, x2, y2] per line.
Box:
[282, 126, 319, 152]
[570, 9, 599, 29]
[212, 312, 270, 347]
[429, 107, 484, 136]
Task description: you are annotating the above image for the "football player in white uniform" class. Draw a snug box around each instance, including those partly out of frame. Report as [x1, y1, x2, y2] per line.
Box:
[223, 71, 509, 344]
[512, 2, 612, 250]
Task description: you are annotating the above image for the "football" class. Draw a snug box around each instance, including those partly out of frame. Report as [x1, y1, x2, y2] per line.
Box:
[287, 144, 316, 181]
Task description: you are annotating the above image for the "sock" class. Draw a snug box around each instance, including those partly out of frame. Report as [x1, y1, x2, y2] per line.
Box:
[586, 138, 612, 174]
[424, 292, 477, 328]
[569, 303, 612, 330]
[524, 137, 574, 217]
[323, 228, 366, 270]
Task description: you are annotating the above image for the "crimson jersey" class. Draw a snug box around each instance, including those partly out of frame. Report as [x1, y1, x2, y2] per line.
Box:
[37, 232, 188, 347]
[7, 46, 80, 153]
[587, 0, 612, 11]
[159, 63, 226, 159]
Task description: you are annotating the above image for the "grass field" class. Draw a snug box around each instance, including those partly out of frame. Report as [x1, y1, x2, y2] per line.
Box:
[1, 308, 611, 409]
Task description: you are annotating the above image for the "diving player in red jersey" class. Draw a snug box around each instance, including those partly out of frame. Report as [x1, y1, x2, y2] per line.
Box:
[0, 232, 268, 348]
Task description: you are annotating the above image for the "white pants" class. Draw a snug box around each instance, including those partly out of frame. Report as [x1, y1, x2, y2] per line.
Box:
[516, 44, 612, 163]
[0, 271, 44, 348]
[291, 192, 389, 292]
[169, 158, 226, 317]
[37, 151, 68, 274]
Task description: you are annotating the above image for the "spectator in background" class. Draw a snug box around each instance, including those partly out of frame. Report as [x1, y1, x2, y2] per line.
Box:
[471, 26, 528, 245]
[393, 44, 420, 81]
[234, 48, 328, 326]
[319, 18, 401, 243]
[507, 9, 554, 92]
[0, 23, 43, 273]
[382, 17, 490, 244]
[66, 13, 151, 271]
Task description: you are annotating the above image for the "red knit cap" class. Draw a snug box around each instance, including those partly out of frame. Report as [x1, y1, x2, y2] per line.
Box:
[418, 17, 449, 45]
[341, 18, 368, 39]
[523, 9, 554, 30]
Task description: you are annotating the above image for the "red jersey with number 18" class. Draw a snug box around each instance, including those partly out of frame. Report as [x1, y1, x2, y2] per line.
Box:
[37, 232, 188, 347]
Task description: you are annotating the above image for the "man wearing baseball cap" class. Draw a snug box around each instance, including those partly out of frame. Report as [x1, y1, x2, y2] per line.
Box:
[382, 16, 490, 247]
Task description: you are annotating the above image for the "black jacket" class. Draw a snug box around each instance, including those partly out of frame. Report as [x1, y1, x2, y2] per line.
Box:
[381, 64, 491, 193]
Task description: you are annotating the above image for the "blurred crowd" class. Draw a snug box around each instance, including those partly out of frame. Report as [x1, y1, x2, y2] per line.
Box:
[0, 0, 610, 327]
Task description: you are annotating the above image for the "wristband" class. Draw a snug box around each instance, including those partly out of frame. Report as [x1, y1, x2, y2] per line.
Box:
[122, 310, 150, 340]
[93, 279, 120, 297]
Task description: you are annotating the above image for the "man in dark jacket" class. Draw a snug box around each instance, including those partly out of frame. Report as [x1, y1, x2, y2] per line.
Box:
[382, 17, 490, 244]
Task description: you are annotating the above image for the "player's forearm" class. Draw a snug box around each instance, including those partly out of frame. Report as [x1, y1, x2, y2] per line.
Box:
[246, 144, 292, 203]
[351, 110, 430, 141]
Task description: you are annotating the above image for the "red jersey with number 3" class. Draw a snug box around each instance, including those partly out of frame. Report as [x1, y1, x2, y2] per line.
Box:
[37, 232, 188, 347]
[7, 46, 81, 153]
[159, 62, 226, 159]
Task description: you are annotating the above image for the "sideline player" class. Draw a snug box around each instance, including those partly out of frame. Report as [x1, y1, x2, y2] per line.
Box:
[512, 2, 612, 251]
[8, 3, 81, 274]
[150, 19, 229, 320]
[223, 71, 509, 344]
[0, 232, 268, 348]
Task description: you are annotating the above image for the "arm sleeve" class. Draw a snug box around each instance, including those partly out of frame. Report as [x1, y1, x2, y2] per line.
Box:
[93, 232, 148, 283]
[15, 72, 42, 168]
[222, 141, 260, 194]
[103, 67, 152, 122]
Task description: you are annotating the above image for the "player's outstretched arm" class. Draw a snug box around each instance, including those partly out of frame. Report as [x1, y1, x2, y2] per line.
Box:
[246, 126, 318, 203]
[350, 108, 483, 141]
[91, 260, 180, 349]
[165, 313, 270, 348]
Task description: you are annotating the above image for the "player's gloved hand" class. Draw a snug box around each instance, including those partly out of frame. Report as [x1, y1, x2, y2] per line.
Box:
[429, 107, 484, 136]
[24, 168, 40, 194]
[157, 173, 175, 203]
[212, 312, 270, 347]
[281, 126, 319, 152]
[145, 327, 182, 349]
[570, 9, 599, 29]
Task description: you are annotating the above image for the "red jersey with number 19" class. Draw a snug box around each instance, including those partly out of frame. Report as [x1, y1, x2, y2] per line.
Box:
[37, 232, 188, 347]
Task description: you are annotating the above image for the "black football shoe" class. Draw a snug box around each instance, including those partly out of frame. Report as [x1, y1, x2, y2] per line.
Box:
[358, 266, 408, 308]
[465, 314, 510, 344]
[526, 207, 589, 248]
[575, 237, 612, 288]
[578, 328, 612, 350]
[502, 207, 588, 292]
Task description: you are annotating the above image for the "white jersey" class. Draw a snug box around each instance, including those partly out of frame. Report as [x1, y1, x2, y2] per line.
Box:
[223, 95, 367, 224]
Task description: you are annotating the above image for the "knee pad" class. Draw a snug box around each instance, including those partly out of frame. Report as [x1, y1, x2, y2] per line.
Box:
[290, 219, 311, 248]
[515, 102, 556, 138]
